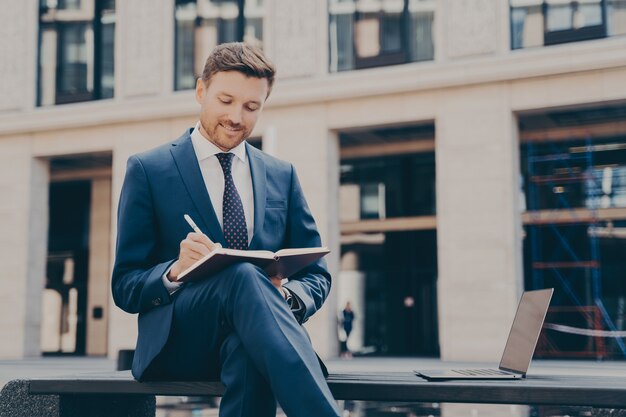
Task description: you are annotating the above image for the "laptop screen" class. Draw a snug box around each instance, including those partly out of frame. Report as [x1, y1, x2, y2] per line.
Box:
[498, 288, 554, 374]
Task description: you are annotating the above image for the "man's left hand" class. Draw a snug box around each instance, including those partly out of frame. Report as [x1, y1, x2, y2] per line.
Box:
[270, 277, 287, 299]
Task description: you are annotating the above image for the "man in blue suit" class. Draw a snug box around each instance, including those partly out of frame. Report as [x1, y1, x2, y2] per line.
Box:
[112, 43, 340, 417]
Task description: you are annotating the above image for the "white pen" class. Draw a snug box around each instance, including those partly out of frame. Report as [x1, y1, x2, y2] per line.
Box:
[183, 214, 203, 235]
[184, 214, 221, 250]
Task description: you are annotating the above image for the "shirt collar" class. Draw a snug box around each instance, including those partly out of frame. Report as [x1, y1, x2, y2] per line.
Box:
[190, 122, 247, 163]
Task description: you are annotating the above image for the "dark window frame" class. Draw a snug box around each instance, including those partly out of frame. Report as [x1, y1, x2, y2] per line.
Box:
[329, 0, 433, 72]
[340, 150, 437, 219]
[352, 2, 411, 70]
[37, 0, 115, 106]
[174, 0, 256, 91]
[510, 0, 609, 50]
[543, 0, 608, 45]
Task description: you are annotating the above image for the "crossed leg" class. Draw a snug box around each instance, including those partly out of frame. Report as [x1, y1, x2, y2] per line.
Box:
[146, 262, 340, 417]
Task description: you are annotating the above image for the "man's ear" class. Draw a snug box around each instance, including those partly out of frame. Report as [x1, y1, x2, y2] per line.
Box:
[195, 78, 206, 104]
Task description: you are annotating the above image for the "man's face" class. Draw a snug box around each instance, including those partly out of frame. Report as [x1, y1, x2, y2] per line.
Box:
[195, 71, 269, 152]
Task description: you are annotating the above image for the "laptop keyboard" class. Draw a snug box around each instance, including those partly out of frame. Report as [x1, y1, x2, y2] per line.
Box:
[452, 369, 512, 376]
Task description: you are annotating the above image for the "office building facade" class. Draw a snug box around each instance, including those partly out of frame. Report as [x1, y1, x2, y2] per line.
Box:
[1, 0, 625, 361]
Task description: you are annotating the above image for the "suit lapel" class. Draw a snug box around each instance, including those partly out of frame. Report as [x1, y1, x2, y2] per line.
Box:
[170, 132, 226, 246]
[247, 143, 266, 250]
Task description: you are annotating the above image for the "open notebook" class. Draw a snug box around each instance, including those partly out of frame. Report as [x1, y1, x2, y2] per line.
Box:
[176, 246, 330, 283]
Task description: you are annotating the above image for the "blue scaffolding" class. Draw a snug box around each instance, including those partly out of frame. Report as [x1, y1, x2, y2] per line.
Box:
[526, 136, 626, 358]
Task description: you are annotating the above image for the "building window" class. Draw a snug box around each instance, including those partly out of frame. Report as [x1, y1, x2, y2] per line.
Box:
[329, 0, 434, 72]
[340, 124, 436, 220]
[38, 0, 116, 106]
[511, 0, 626, 50]
[341, 154, 436, 219]
[174, 0, 264, 91]
[519, 104, 626, 360]
[338, 123, 439, 357]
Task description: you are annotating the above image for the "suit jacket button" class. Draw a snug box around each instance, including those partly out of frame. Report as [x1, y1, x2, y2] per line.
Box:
[152, 298, 162, 306]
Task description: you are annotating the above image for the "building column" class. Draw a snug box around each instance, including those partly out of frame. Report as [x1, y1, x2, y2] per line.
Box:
[107, 120, 192, 360]
[267, 105, 340, 359]
[0, 136, 49, 358]
[267, 0, 325, 79]
[23, 158, 50, 357]
[116, 0, 174, 99]
[87, 179, 112, 356]
[435, 84, 523, 361]
[0, 0, 38, 112]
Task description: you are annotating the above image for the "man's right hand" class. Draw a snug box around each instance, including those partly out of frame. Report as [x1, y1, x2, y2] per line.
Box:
[167, 232, 221, 281]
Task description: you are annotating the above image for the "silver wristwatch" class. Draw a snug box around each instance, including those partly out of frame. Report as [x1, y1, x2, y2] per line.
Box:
[283, 287, 294, 308]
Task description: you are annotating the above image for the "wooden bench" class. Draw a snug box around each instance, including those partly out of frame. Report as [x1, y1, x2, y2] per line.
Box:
[2, 370, 626, 417]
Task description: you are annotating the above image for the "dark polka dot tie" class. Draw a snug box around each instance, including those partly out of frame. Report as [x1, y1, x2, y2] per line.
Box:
[216, 153, 248, 250]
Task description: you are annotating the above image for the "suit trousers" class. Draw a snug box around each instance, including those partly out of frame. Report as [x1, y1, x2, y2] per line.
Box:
[145, 262, 340, 417]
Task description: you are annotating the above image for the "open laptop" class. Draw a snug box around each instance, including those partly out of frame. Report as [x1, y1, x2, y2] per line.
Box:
[415, 288, 554, 380]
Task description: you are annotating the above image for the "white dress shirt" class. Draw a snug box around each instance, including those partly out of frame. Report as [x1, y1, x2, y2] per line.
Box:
[190, 122, 255, 239]
[162, 122, 255, 292]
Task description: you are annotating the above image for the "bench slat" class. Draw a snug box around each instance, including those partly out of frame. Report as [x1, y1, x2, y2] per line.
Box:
[26, 371, 626, 409]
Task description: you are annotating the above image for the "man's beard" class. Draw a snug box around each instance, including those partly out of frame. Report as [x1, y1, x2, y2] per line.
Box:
[200, 120, 249, 151]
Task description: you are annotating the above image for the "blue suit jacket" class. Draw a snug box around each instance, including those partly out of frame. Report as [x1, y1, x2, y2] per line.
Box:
[112, 130, 331, 379]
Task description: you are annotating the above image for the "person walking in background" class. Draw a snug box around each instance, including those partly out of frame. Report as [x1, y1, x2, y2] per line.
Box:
[341, 302, 355, 358]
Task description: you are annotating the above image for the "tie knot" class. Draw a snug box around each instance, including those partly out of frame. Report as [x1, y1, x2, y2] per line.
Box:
[216, 152, 234, 174]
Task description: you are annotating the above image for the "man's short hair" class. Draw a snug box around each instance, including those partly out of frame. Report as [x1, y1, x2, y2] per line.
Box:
[201, 42, 276, 96]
